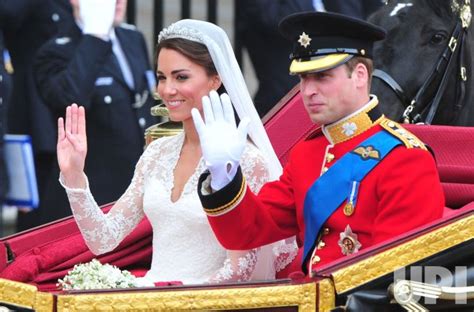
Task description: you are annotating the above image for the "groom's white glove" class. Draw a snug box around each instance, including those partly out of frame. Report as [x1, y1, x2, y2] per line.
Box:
[79, 0, 116, 37]
[192, 91, 250, 191]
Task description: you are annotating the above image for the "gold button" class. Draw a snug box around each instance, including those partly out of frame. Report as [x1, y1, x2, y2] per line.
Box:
[325, 153, 335, 163]
[311, 255, 321, 264]
[323, 228, 330, 235]
[318, 240, 326, 249]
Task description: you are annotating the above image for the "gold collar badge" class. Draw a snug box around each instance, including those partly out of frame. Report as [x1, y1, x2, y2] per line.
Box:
[352, 145, 380, 160]
[298, 32, 312, 48]
[338, 225, 362, 256]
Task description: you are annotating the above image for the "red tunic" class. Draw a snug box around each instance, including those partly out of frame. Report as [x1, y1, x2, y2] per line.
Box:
[198, 108, 445, 274]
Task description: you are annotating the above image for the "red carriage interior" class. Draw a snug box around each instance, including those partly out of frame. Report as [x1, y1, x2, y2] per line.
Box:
[1, 86, 473, 292]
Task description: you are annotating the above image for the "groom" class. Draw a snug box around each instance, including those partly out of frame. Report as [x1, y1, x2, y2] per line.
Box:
[192, 12, 444, 276]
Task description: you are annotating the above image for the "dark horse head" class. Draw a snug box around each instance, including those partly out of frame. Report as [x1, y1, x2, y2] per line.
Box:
[368, 0, 474, 125]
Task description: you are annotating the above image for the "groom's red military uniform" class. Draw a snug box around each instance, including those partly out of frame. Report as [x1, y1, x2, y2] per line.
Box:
[196, 11, 445, 275]
[197, 99, 444, 274]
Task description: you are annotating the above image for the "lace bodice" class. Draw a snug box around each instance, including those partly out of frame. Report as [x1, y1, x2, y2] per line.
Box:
[62, 133, 295, 285]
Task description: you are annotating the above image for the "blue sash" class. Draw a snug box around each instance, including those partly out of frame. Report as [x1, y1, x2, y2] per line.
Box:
[302, 130, 402, 267]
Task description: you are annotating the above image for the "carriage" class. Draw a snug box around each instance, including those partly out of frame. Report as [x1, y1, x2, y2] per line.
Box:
[0, 84, 472, 311]
[1, 0, 474, 310]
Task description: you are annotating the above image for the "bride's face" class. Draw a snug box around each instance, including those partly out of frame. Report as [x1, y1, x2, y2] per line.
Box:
[156, 48, 221, 122]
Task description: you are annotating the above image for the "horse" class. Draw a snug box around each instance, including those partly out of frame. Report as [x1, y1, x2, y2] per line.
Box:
[368, 0, 474, 126]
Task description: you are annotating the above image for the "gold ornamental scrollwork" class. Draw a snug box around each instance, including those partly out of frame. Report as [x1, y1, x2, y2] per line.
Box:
[0, 278, 54, 311]
[331, 214, 474, 294]
[57, 282, 317, 311]
[317, 278, 336, 312]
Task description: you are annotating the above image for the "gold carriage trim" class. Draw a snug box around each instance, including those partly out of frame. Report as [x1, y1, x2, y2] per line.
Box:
[0, 278, 54, 311]
[330, 213, 474, 294]
[380, 118, 427, 150]
[56, 282, 317, 311]
[318, 278, 336, 312]
[204, 176, 247, 216]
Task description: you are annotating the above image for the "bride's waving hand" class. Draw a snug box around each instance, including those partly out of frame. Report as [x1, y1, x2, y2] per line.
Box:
[57, 104, 88, 189]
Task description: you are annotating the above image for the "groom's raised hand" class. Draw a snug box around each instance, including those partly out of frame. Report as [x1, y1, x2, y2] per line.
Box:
[192, 90, 249, 190]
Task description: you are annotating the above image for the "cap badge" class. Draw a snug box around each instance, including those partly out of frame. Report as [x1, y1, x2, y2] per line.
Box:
[338, 225, 361, 255]
[298, 32, 312, 48]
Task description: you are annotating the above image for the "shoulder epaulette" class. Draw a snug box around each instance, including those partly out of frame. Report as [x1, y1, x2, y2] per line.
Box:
[305, 126, 323, 141]
[55, 37, 71, 45]
[118, 23, 137, 30]
[380, 118, 427, 150]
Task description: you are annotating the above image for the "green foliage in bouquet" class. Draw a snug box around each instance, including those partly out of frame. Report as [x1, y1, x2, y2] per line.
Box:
[58, 259, 138, 290]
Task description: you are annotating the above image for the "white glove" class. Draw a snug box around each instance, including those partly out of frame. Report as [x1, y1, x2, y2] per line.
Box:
[79, 0, 116, 37]
[192, 91, 250, 191]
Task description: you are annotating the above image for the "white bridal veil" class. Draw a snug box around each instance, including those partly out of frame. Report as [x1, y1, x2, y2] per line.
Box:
[158, 20, 296, 280]
[158, 19, 282, 181]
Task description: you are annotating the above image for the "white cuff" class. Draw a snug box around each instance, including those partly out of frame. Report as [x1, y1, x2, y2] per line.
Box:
[58, 172, 91, 193]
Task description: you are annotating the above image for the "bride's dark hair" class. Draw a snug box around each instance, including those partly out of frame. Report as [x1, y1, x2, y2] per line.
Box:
[156, 38, 226, 94]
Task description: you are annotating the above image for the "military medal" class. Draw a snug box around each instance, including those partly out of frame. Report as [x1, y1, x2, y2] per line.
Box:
[343, 202, 354, 216]
[344, 181, 360, 217]
[338, 225, 361, 255]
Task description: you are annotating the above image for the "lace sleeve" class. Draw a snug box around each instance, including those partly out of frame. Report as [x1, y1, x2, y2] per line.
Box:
[240, 142, 270, 194]
[208, 143, 272, 283]
[60, 141, 158, 255]
[208, 250, 258, 283]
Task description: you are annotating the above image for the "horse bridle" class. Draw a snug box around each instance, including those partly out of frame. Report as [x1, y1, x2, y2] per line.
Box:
[373, 0, 472, 124]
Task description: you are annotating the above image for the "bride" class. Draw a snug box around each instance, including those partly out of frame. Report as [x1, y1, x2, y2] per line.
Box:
[57, 18, 297, 286]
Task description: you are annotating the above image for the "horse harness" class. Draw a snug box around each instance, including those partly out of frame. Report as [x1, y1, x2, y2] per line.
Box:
[373, 0, 472, 124]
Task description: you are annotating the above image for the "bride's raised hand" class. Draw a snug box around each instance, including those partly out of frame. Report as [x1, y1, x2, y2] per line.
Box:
[57, 104, 88, 187]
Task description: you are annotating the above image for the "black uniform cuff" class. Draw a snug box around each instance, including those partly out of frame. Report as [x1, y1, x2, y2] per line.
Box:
[198, 167, 246, 216]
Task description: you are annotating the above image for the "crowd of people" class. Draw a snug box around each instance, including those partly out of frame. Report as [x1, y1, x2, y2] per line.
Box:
[0, 0, 157, 230]
[0, 0, 445, 286]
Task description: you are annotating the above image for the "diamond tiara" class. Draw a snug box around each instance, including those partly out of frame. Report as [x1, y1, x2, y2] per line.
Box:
[158, 22, 205, 44]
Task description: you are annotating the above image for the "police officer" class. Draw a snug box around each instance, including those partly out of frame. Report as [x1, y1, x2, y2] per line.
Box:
[34, 0, 157, 224]
[192, 12, 445, 276]
[2, 0, 74, 231]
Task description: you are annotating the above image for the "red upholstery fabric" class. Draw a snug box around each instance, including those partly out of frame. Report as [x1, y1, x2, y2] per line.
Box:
[263, 87, 318, 166]
[0, 206, 152, 292]
[405, 124, 474, 209]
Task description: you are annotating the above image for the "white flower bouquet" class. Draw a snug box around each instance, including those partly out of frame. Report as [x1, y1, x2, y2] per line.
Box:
[58, 259, 138, 290]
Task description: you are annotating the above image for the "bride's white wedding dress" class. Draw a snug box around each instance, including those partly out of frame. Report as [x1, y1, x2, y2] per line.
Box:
[61, 133, 296, 286]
